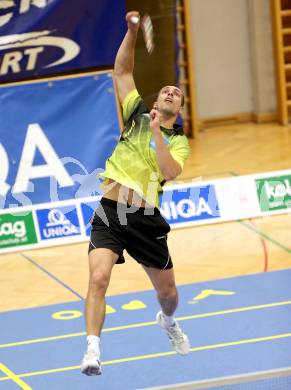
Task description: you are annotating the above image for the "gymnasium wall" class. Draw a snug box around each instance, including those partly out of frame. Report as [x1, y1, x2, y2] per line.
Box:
[248, 0, 277, 115]
[189, 0, 276, 120]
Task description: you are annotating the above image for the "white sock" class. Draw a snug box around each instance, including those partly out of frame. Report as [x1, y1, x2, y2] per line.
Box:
[162, 312, 175, 327]
[86, 335, 100, 355]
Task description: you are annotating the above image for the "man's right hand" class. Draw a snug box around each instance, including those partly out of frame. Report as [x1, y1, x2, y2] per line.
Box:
[126, 11, 140, 32]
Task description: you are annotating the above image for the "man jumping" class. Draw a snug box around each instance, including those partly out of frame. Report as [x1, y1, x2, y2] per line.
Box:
[81, 10, 190, 376]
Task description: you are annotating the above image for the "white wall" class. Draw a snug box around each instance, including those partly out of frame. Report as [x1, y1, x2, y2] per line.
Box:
[189, 0, 276, 119]
[248, 0, 277, 113]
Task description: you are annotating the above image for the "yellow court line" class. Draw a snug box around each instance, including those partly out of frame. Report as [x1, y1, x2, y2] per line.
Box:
[0, 362, 32, 389]
[1, 332, 291, 382]
[177, 300, 291, 321]
[1, 300, 291, 349]
[0, 332, 86, 349]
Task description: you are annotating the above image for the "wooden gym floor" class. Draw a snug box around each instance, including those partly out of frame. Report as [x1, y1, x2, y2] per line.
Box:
[1, 122, 291, 313]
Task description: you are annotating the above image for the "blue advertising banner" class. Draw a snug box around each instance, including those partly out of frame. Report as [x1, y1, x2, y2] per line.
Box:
[0, 71, 120, 209]
[160, 184, 221, 226]
[80, 199, 100, 237]
[0, 0, 126, 82]
[36, 205, 81, 241]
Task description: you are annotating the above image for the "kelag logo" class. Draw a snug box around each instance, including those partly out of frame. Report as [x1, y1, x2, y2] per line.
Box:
[0, 211, 37, 249]
[36, 206, 81, 240]
[256, 174, 291, 212]
[160, 184, 220, 225]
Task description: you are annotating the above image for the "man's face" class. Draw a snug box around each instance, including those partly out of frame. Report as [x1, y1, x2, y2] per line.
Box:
[155, 86, 183, 117]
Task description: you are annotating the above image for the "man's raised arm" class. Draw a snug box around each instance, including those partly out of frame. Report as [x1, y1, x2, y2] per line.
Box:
[114, 11, 140, 103]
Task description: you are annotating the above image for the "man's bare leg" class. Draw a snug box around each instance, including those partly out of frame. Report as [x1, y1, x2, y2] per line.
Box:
[81, 248, 118, 375]
[142, 265, 190, 355]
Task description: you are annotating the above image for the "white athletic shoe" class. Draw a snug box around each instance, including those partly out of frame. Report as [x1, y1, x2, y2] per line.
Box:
[156, 311, 190, 355]
[81, 350, 102, 376]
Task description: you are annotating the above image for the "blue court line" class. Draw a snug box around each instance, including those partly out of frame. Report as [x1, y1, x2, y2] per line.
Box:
[21, 253, 84, 300]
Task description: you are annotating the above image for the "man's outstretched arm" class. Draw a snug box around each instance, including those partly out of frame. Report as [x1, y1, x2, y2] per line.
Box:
[114, 11, 140, 103]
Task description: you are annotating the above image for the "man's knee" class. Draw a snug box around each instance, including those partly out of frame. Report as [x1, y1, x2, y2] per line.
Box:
[157, 281, 177, 300]
[89, 269, 111, 292]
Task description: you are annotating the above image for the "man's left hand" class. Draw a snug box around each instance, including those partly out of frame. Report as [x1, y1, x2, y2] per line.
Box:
[149, 109, 160, 133]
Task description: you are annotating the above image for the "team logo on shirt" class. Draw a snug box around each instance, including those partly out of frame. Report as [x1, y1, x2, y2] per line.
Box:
[122, 119, 135, 139]
[149, 135, 170, 151]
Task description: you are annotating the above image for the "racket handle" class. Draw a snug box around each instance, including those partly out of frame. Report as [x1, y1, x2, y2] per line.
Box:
[130, 16, 140, 24]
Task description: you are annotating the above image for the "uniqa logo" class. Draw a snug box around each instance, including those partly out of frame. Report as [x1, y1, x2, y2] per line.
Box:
[46, 209, 71, 227]
[0, 220, 26, 238]
[42, 209, 79, 238]
[160, 198, 214, 220]
[265, 179, 291, 199]
[0, 31, 80, 75]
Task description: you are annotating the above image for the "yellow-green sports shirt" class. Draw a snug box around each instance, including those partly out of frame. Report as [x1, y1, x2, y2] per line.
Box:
[100, 89, 190, 207]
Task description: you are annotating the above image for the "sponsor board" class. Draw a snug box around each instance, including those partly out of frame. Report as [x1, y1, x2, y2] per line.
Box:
[1, 170, 291, 254]
[0, 72, 120, 209]
[256, 174, 291, 212]
[0, 0, 126, 81]
[160, 184, 220, 225]
[80, 199, 100, 236]
[214, 177, 260, 220]
[36, 206, 81, 240]
[0, 211, 37, 249]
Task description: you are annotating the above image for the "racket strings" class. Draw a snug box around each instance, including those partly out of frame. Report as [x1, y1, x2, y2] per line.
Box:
[142, 14, 154, 54]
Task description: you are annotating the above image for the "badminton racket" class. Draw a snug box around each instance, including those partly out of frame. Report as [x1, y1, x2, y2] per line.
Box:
[131, 14, 154, 54]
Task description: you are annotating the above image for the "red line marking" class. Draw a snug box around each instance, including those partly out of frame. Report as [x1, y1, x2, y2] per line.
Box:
[248, 219, 269, 272]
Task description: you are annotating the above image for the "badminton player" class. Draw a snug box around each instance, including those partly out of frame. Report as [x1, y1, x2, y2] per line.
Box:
[81, 10, 190, 376]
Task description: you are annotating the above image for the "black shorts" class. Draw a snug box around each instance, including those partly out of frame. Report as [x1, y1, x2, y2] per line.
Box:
[88, 198, 173, 270]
